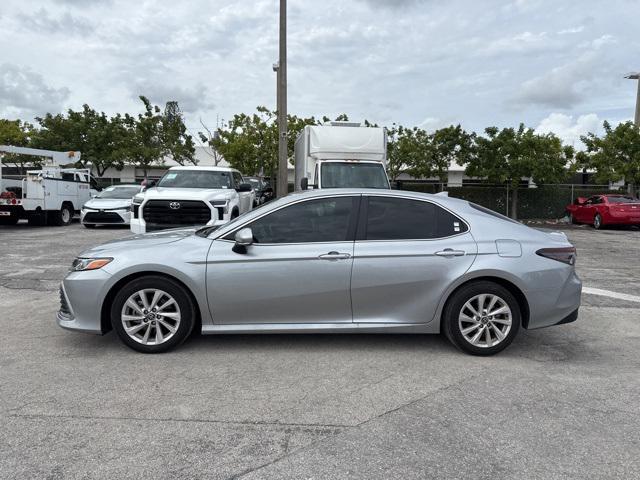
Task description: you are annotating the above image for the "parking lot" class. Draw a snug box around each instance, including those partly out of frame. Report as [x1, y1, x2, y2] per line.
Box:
[1, 222, 639, 479]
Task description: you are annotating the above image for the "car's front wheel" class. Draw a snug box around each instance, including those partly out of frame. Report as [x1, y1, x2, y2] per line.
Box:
[443, 281, 521, 355]
[593, 213, 603, 229]
[111, 275, 196, 353]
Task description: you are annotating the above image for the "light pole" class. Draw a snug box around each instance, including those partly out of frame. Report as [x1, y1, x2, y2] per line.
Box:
[275, 0, 288, 198]
[625, 72, 640, 126]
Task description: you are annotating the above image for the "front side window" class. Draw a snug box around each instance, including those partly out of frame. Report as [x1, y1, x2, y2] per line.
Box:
[321, 163, 389, 189]
[364, 197, 467, 240]
[232, 172, 243, 187]
[157, 170, 232, 189]
[238, 197, 357, 244]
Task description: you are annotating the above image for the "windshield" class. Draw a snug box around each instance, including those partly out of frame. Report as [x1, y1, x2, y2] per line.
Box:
[321, 162, 389, 189]
[157, 170, 232, 189]
[246, 178, 261, 188]
[97, 186, 140, 199]
[608, 196, 640, 204]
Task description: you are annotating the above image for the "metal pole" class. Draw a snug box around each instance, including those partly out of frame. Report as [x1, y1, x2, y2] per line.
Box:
[635, 79, 640, 126]
[276, 0, 288, 198]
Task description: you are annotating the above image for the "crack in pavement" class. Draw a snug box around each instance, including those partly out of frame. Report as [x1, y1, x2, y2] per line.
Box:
[228, 373, 480, 480]
[6, 412, 349, 432]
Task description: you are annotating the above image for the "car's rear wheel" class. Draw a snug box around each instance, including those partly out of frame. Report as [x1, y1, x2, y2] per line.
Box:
[443, 281, 521, 356]
[111, 276, 196, 353]
[593, 213, 603, 229]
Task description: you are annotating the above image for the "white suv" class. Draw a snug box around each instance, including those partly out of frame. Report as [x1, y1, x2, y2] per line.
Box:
[130, 166, 255, 234]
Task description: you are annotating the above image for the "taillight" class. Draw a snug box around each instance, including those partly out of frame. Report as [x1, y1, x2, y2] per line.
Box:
[536, 247, 577, 265]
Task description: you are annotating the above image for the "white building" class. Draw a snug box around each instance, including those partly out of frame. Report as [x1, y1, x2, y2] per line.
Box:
[96, 146, 295, 186]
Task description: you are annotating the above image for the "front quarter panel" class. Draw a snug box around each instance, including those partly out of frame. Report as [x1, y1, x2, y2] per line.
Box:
[61, 235, 214, 334]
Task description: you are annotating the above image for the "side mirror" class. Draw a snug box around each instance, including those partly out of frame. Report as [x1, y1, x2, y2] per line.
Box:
[232, 227, 253, 254]
[237, 183, 252, 192]
[300, 177, 309, 190]
[576, 197, 587, 205]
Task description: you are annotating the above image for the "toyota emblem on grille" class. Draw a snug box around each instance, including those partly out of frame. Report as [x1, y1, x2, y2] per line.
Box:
[169, 202, 181, 210]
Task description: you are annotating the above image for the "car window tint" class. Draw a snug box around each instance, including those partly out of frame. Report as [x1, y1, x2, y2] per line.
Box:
[232, 172, 243, 187]
[365, 197, 467, 240]
[245, 197, 355, 244]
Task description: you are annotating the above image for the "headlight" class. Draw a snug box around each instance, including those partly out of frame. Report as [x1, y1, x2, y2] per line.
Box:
[132, 195, 144, 205]
[71, 257, 113, 271]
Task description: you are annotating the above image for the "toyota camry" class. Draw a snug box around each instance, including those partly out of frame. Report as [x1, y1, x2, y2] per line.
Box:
[57, 189, 582, 355]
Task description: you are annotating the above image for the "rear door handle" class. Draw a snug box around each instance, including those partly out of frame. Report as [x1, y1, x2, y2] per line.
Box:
[318, 251, 351, 260]
[434, 249, 466, 257]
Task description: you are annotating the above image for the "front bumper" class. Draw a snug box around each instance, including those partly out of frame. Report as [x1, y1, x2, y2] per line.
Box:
[81, 208, 131, 225]
[130, 215, 229, 234]
[56, 270, 113, 335]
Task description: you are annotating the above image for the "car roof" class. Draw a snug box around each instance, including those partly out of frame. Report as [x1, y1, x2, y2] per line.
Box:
[107, 184, 140, 188]
[168, 166, 237, 172]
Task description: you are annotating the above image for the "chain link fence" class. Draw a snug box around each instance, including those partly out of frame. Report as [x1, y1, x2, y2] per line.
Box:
[394, 181, 628, 219]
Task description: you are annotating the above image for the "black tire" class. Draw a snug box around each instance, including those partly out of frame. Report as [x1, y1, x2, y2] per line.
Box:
[442, 281, 521, 356]
[231, 208, 239, 219]
[0, 215, 19, 225]
[111, 275, 196, 353]
[49, 204, 74, 226]
[83, 223, 96, 229]
[593, 213, 603, 230]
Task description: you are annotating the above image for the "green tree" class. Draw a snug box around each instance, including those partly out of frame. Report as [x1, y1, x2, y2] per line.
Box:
[210, 106, 318, 178]
[578, 121, 640, 195]
[120, 96, 166, 179]
[386, 125, 429, 182]
[427, 125, 475, 182]
[162, 101, 196, 166]
[465, 124, 572, 219]
[30, 106, 127, 176]
[0, 119, 36, 171]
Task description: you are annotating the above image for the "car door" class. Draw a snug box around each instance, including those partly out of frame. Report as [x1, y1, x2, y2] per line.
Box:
[232, 171, 252, 213]
[206, 195, 360, 324]
[578, 196, 597, 223]
[351, 195, 477, 324]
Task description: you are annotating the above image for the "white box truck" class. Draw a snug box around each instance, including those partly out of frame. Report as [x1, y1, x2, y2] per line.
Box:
[294, 122, 390, 190]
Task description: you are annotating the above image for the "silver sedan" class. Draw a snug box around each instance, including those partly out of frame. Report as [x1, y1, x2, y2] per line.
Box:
[58, 189, 582, 355]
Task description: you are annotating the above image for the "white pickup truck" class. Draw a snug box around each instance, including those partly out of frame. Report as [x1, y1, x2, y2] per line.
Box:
[130, 166, 255, 234]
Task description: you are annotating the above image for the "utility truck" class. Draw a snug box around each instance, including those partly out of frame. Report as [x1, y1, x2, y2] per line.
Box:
[0, 146, 98, 226]
[294, 122, 390, 191]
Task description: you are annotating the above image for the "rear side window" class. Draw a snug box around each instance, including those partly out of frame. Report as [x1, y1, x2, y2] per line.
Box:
[364, 197, 468, 240]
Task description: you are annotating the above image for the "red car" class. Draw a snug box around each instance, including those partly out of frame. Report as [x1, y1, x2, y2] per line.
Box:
[566, 194, 640, 229]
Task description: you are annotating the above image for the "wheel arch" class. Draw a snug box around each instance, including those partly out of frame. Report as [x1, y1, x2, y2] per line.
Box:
[438, 275, 531, 331]
[100, 271, 202, 334]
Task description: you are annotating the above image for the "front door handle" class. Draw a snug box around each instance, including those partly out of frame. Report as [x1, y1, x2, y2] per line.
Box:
[318, 251, 351, 260]
[434, 249, 466, 257]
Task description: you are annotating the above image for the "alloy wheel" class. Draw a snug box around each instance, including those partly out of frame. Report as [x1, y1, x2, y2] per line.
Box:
[458, 294, 512, 348]
[121, 289, 181, 345]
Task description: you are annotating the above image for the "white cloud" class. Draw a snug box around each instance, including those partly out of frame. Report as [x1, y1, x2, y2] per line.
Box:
[535, 112, 602, 146]
[0, 63, 70, 118]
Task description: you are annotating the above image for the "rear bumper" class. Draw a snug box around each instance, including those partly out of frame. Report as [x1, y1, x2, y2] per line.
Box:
[525, 270, 582, 330]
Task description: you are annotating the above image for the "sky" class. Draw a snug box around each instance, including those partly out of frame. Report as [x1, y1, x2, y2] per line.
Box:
[1, 0, 639, 148]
